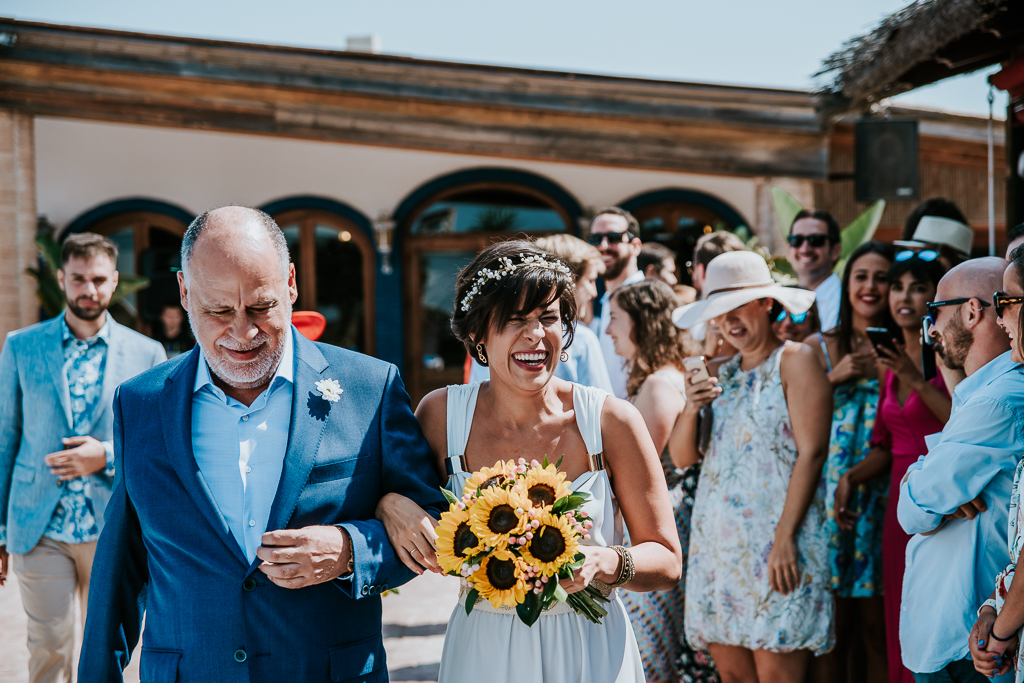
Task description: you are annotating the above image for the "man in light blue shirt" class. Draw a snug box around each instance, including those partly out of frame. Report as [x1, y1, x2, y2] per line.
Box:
[898, 258, 1024, 683]
[192, 326, 293, 561]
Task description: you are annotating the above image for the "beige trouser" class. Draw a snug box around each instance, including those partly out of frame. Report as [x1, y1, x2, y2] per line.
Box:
[12, 537, 96, 683]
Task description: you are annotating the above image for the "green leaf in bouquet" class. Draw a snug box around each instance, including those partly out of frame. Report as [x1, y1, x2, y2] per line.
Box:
[517, 592, 543, 627]
[552, 583, 569, 603]
[441, 488, 460, 506]
[464, 588, 479, 616]
[542, 455, 549, 468]
[555, 455, 564, 468]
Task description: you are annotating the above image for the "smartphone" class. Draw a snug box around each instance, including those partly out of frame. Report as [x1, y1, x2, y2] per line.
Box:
[866, 327, 898, 353]
[683, 356, 710, 385]
[921, 328, 937, 381]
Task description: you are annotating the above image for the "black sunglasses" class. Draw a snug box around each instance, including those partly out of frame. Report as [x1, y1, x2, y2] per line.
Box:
[587, 230, 634, 247]
[994, 291, 1024, 318]
[924, 297, 991, 327]
[786, 234, 833, 249]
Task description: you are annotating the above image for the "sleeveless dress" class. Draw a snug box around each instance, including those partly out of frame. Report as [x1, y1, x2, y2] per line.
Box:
[622, 372, 718, 683]
[438, 382, 646, 683]
[993, 458, 1024, 683]
[816, 334, 886, 597]
[684, 345, 834, 654]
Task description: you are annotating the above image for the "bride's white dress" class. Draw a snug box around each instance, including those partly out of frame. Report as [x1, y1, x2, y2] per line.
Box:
[438, 382, 646, 683]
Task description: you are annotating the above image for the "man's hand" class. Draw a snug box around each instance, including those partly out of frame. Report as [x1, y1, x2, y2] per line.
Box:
[980, 620, 1018, 679]
[44, 436, 107, 481]
[951, 495, 988, 521]
[256, 526, 351, 589]
[0, 545, 8, 587]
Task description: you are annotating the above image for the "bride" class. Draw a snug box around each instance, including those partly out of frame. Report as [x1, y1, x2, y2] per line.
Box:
[376, 240, 681, 682]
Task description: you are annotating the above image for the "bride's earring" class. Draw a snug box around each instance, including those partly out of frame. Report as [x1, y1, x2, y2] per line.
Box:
[476, 343, 488, 366]
[560, 350, 569, 362]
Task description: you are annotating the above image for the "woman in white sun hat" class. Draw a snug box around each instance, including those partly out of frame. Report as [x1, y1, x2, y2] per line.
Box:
[673, 250, 836, 682]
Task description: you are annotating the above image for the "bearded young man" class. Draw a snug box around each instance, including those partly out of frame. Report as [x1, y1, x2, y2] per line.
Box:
[0, 233, 166, 683]
[587, 207, 643, 399]
[898, 258, 1024, 683]
[79, 206, 445, 683]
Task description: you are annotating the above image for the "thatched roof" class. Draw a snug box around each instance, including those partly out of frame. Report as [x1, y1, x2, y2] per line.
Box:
[817, 0, 1024, 115]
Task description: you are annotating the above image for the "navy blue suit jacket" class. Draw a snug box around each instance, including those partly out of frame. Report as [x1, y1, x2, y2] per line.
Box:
[79, 331, 445, 683]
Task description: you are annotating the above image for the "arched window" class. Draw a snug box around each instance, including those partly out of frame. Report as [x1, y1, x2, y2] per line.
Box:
[395, 169, 582, 404]
[620, 189, 749, 286]
[65, 201, 192, 335]
[268, 205, 376, 354]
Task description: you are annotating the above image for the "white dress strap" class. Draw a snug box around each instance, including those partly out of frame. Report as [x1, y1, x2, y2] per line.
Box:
[445, 383, 482, 476]
[572, 383, 608, 471]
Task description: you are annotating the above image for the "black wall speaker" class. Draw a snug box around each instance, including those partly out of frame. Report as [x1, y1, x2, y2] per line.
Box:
[855, 119, 919, 202]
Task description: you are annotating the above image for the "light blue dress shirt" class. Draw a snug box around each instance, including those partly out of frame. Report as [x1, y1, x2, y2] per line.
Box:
[43, 315, 114, 544]
[466, 322, 614, 395]
[192, 330, 293, 563]
[898, 351, 1024, 675]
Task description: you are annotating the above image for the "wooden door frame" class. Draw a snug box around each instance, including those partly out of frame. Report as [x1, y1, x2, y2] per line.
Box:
[272, 209, 376, 355]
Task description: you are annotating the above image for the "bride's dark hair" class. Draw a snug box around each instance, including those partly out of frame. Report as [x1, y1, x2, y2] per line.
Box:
[452, 240, 577, 365]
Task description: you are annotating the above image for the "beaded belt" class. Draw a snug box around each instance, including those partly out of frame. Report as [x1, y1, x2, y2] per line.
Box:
[458, 580, 614, 617]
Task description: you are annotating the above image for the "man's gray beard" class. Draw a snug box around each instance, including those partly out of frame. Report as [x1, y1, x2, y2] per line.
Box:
[188, 310, 288, 390]
[937, 314, 973, 371]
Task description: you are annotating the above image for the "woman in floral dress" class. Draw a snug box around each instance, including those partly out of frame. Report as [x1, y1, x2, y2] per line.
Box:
[674, 252, 835, 683]
[606, 279, 718, 683]
[805, 242, 894, 682]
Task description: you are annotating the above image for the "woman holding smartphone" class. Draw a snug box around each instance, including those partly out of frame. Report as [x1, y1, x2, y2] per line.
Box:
[675, 251, 834, 683]
[833, 251, 951, 683]
[605, 279, 717, 683]
[803, 241, 895, 683]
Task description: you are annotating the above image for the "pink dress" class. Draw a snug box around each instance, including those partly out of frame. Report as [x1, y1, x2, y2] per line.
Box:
[873, 370, 949, 683]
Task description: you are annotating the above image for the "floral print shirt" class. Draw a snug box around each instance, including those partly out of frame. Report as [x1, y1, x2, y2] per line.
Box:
[42, 317, 113, 544]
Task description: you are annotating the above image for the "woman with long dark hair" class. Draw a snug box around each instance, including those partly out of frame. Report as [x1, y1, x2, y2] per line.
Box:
[831, 251, 951, 683]
[804, 241, 895, 683]
[605, 280, 717, 683]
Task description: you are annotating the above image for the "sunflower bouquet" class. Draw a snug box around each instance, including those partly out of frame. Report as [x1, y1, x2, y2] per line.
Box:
[436, 457, 610, 626]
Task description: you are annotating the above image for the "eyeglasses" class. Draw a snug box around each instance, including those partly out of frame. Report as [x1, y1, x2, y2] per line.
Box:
[786, 234, 832, 249]
[993, 291, 1024, 318]
[775, 310, 809, 324]
[587, 230, 634, 247]
[922, 298, 992, 339]
[895, 249, 939, 262]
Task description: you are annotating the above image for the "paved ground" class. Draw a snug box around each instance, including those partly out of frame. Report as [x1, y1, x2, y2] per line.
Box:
[0, 570, 458, 683]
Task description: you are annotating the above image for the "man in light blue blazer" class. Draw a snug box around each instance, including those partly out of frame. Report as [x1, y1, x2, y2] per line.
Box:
[79, 206, 446, 683]
[0, 233, 166, 683]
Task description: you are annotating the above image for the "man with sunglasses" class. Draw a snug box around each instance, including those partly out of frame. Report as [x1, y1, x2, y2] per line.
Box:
[786, 210, 842, 332]
[897, 257, 1024, 682]
[586, 206, 643, 399]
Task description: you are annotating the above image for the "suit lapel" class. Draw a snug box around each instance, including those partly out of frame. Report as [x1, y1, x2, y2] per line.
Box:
[88, 319, 125, 431]
[45, 317, 73, 430]
[264, 331, 329, 536]
[161, 348, 249, 568]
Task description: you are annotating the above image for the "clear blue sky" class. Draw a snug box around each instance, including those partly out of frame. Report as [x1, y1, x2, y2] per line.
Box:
[0, 0, 1008, 118]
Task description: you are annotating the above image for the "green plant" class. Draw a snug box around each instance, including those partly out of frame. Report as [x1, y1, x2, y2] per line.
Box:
[769, 186, 886, 274]
[25, 234, 151, 318]
[715, 223, 797, 285]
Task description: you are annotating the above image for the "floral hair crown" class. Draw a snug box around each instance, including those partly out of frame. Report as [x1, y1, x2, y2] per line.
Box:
[460, 254, 572, 313]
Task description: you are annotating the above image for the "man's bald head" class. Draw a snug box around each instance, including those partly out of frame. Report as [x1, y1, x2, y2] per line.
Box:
[180, 206, 290, 284]
[936, 257, 1006, 302]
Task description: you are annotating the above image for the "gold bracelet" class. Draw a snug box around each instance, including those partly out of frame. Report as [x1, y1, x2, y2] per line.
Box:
[608, 545, 635, 587]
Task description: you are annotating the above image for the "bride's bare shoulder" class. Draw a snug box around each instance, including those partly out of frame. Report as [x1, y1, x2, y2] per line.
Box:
[415, 387, 449, 455]
[598, 393, 646, 440]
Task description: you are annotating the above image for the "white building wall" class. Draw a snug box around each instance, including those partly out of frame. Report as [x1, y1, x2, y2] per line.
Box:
[35, 117, 766, 233]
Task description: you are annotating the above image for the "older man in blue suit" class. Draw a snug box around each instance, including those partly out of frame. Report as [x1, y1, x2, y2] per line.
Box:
[0, 233, 166, 683]
[79, 206, 446, 683]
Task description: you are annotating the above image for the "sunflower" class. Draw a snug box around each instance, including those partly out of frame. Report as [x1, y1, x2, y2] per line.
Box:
[436, 505, 486, 575]
[462, 460, 514, 497]
[522, 465, 570, 509]
[469, 486, 529, 549]
[472, 549, 527, 608]
[520, 509, 580, 575]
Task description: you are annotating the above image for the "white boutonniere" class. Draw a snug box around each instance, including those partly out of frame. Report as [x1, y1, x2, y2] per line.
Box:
[315, 378, 343, 403]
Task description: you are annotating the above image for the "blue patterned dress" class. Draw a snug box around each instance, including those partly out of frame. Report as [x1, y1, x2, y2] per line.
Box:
[623, 452, 718, 683]
[817, 334, 886, 597]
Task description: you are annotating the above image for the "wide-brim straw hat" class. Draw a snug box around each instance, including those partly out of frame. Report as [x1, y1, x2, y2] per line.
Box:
[893, 215, 973, 258]
[672, 251, 816, 329]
